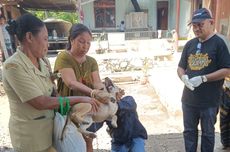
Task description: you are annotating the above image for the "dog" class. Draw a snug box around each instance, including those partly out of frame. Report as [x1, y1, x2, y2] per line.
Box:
[61, 77, 120, 139]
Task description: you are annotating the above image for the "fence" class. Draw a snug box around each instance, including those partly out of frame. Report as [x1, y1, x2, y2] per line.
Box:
[92, 30, 173, 41]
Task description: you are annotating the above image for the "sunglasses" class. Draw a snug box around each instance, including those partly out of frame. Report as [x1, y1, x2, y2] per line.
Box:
[196, 42, 201, 54]
[192, 22, 205, 29]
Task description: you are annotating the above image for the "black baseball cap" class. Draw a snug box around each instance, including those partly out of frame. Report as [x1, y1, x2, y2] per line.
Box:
[188, 8, 213, 25]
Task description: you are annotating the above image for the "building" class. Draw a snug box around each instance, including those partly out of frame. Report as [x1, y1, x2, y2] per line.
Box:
[1, 0, 230, 40]
[205, 0, 230, 40]
[81, 0, 191, 39]
[189, 0, 230, 40]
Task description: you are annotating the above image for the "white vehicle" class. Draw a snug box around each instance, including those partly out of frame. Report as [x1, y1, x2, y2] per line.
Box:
[44, 18, 72, 53]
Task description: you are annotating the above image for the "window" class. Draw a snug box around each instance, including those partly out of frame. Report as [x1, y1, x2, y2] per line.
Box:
[94, 0, 115, 28]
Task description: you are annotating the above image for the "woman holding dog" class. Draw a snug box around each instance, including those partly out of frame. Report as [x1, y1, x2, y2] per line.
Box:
[2, 14, 99, 152]
[54, 23, 147, 152]
[54, 23, 113, 152]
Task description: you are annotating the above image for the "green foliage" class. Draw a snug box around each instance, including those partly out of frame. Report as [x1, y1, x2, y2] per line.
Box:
[29, 10, 79, 24]
[179, 37, 188, 40]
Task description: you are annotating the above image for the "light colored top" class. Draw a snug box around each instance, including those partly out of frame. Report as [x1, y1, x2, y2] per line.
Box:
[2, 50, 55, 152]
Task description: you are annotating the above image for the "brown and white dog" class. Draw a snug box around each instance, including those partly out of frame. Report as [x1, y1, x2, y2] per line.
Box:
[62, 77, 120, 139]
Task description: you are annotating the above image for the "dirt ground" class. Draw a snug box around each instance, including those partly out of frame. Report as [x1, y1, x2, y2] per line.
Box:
[0, 78, 185, 152]
[1, 54, 226, 152]
[0, 55, 185, 152]
[92, 81, 184, 152]
[0, 55, 227, 152]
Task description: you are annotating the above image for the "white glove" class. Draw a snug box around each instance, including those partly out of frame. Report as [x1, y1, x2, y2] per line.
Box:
[181, 75, 195, 91]
[189, 75, 207, 87]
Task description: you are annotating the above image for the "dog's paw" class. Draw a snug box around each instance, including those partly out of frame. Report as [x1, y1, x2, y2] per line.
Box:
[111, 122, 117, 128]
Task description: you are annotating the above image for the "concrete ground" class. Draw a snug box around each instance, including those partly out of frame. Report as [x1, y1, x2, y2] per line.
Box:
[147, 52, 226, 152]
[89, 50, 226, 151]
[0, 39, 227, 152]
[46, 39, 229, 151]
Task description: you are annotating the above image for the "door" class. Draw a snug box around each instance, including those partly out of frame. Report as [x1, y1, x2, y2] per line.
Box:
[157, 1, 168, 30]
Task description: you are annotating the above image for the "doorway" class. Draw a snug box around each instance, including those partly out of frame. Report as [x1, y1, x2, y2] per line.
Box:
[157, 1, 168, 30]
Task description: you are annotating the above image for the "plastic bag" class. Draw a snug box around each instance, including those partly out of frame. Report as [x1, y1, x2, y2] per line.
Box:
[53, 112, 86, 152]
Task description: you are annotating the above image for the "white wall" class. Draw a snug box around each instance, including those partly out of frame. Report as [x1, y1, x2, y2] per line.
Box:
[179, 0, 192, 37]
[82, 0, 191, 38]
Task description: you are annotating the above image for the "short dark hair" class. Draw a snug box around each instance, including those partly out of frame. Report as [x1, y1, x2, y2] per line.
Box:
[67, 23, 92, 50]
[6, 13, 45, 42]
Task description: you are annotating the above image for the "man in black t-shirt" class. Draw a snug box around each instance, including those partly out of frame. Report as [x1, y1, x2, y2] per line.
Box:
[177, 8, 230, 152]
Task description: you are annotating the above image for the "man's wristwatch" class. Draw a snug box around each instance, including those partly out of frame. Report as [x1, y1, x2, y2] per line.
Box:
[201, 75, 207, 82]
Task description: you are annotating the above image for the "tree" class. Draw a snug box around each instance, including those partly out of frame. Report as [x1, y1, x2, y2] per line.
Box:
[29, 10, 79, 24]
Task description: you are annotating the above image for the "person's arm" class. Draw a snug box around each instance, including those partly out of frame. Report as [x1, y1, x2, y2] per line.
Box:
[177, 66, 194, 91]
[91, 70, 104, 89]
[27, 95, 99, 112]
[205, 68, 230, 82]
[3, 61, 100, 112]
[205, 36, 230, 81]
[59, 67, 110, 104]
[190, 37, 230, 87]
[55, 54, 103, 96]
[59, 68, 93, 96]
[190, 68, 230, 87]
[177, 66, 186, 79]
[188, 68, 230, 88]
[92, 69, 125, 101]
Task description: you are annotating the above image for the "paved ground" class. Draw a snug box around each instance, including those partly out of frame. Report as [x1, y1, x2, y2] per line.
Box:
[91, 51, 227, 152]
[0, 81, 184, 152]
[0, 46, 229, 152]
[143, 52, 226, 152]
[92, 82, 184, 152]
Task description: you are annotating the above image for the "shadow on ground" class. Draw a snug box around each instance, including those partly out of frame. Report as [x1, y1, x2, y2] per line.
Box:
[93, 132, 227, 152]
[0, 147, 14, 152]
[1, 133, 227, 152]
[146, 133, 185, 152]
[92, 133, 185, 152]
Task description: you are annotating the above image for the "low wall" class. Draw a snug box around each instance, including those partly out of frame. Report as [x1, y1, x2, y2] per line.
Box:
[148, 53, 184, 116]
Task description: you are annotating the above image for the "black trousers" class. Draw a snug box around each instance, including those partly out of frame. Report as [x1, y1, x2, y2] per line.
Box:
[220, 89, 230, 147]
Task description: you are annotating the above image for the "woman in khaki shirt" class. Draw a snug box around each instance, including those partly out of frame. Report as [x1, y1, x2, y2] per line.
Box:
[2, 13, 99, 152]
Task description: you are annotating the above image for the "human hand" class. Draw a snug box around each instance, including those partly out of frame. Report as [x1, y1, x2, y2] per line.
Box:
[90, 98, 101, 113]
[116, 88, 125, 101]
[91, 89, 110, 104]
[80, 96, 100, 112]
[181, 75, 194, 91]
[189, 75, 207, 87]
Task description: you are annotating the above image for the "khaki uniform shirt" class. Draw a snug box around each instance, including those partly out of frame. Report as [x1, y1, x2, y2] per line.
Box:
[2, 50, 55, 152]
